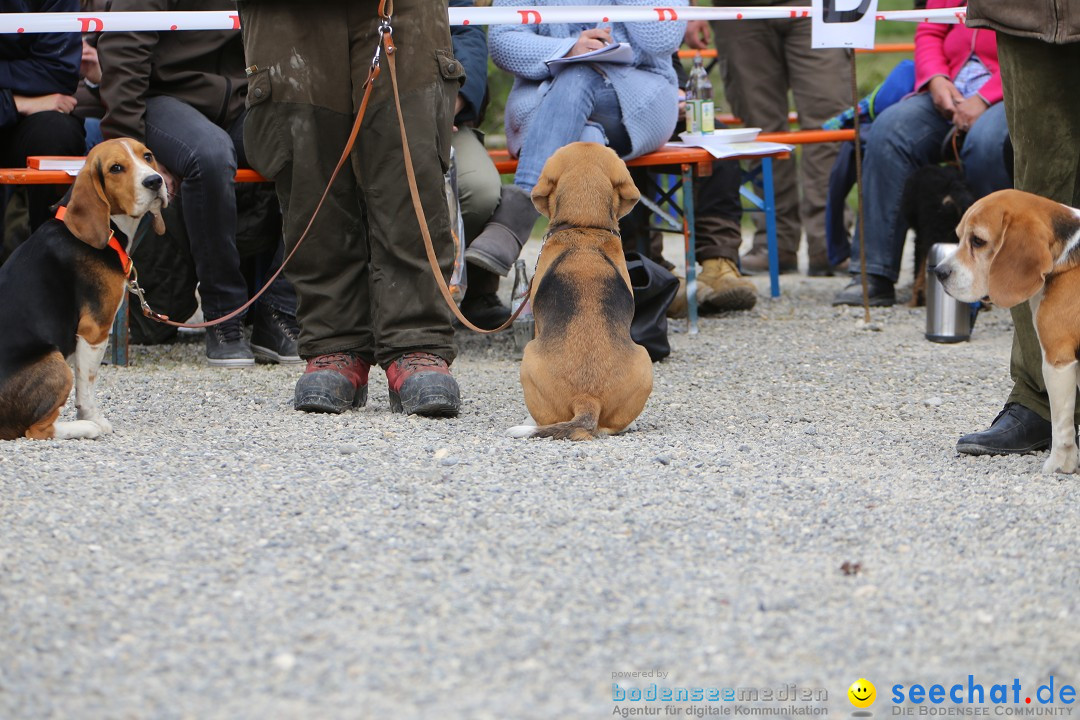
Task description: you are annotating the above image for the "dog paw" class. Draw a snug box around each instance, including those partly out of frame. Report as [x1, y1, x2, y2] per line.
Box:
[53, 420, 102, 440]
[78, 410, 112, 434]
[1043, 445, 1079, 474]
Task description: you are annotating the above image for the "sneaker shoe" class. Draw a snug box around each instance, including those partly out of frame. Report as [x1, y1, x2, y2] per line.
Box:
[294, 352, 370, 413]
[458, 292, 511, 330]
[832, 274, 896, 307]
[205, 317, 255, 368]
[385, 351, 460, 417]
[740, 246, 797, 276]
[251, 306, 303, 365]
[955, 403, 1053, 456]
[697, 258, 757, 312]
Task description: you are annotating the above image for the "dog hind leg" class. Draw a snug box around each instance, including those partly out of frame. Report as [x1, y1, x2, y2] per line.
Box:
[0, 352, 77, 440]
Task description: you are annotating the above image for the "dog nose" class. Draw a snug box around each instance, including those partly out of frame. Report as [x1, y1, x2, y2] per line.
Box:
[935, 266, 951, 284]
[143, 174, 163, 191]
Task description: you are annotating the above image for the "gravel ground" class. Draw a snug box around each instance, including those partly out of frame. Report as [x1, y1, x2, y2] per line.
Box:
[1, 236, 1078, 719]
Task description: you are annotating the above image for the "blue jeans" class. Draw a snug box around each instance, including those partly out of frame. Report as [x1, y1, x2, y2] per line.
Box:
[144, 96, 295, 319]
[513, 64, 632, 192]
[850, 92, 1011, 282]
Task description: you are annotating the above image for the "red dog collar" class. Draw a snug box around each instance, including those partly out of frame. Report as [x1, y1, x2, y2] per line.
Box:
[54, 205, 132, 277]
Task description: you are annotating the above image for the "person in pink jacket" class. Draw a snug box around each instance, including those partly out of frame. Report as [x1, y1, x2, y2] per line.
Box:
[833, 0, 1011, 307]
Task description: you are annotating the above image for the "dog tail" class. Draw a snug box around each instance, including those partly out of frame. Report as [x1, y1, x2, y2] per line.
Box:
[507, 398, 602, 441]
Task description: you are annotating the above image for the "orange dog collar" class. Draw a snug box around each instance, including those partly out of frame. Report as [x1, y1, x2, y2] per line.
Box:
[54, 205, 132, 277]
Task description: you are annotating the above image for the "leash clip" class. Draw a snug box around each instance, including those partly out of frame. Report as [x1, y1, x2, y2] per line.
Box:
[126, 266, 169, 322]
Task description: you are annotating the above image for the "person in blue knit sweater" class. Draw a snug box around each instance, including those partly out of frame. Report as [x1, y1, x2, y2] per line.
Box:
[465, 0, 687, 278]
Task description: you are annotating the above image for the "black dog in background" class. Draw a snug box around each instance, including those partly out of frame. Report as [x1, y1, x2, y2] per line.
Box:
[901, 164, 975, 306]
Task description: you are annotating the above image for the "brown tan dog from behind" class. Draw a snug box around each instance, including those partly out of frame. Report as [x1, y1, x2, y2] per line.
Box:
[936, 188, 1080, 473]
[507, 142, 652, 440]
[0, 138, 167, 440]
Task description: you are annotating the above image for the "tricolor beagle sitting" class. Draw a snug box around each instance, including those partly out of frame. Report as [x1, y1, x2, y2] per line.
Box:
[937, 189, 1080, 473]
[0, 139, 167, 440]
[508, 142, 653, 440]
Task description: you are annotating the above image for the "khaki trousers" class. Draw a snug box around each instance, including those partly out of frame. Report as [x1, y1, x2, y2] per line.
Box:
[998, 34, 1080, 421]
[711, 1, 851, 260]
[238, 0, 461, 364]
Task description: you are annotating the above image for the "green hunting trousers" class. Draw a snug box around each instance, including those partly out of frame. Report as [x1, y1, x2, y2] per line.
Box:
[238, 0, 461, 365]
[998, 34, 1080, 422]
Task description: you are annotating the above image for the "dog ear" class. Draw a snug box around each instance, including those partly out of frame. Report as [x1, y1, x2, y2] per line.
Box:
[62, 158, 112, 249]
[986, 212, 1054, 309]
[531, 174, 554, 219]
[614, 175, 640, 219]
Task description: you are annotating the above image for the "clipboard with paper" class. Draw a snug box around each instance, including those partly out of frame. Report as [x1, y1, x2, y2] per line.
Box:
[545, 42, 633, 74]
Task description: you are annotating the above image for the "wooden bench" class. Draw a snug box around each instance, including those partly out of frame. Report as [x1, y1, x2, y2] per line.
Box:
[1, 141, 804, 353]
[0, 166, 271, 366]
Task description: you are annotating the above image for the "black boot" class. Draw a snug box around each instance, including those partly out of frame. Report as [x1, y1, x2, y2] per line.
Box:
[459, 265, 512, 330]
[465, 185, 539, 276]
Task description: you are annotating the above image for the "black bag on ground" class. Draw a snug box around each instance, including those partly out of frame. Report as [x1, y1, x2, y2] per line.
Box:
[624, 251, 678, 362]
[126, 182, 283, 344]
[126, 195, 198, 345]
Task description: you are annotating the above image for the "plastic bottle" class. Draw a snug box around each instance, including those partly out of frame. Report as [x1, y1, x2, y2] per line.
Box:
[510, 258, 534, 355]
[685, 57, 702, 135]
[687, 53, 714, 135]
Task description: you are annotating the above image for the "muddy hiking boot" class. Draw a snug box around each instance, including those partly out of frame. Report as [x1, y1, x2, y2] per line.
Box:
[384, 351, 460, 417]
[205, 316, 254, 368]
[465, 184, 540, 277]
[294, 351, 371, 413]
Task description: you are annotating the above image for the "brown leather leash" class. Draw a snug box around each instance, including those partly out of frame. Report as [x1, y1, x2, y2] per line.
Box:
[136, 0, 527, 335]
[381, 0, 530, 335]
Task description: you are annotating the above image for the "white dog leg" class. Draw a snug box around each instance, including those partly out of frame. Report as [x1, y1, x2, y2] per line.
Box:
[1042, 359, 1079, 474]
[73, 335, 112, 434]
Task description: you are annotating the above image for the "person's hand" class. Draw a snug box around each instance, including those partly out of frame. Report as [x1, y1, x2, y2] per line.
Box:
[677, 88, 687, 119]
[953, 94, 988, 133]
[927, 76, 963, 121]
[567, 27, 613, 57]
[13, 93, 78, 116]
[684, 20, 711, 49]
[81, 39, 101, 84]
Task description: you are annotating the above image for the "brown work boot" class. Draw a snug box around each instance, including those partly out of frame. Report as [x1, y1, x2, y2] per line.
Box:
[740, 245, 797, 275]
[666, 275, 688, 319]
[697, 258, 757, 312]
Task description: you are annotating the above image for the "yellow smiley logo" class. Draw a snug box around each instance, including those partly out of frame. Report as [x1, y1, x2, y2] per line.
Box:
[848, 678, 876, 708]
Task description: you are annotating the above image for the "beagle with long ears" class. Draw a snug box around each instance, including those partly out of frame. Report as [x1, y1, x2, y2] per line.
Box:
[0, 138, 168, 440]
[508, 142, 652, 440]
[937, 189, 1080, 473]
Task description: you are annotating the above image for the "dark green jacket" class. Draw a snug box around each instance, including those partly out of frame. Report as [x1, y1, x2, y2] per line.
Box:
[99, 0, 247, 142]
[966, 0, 1080, 45]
